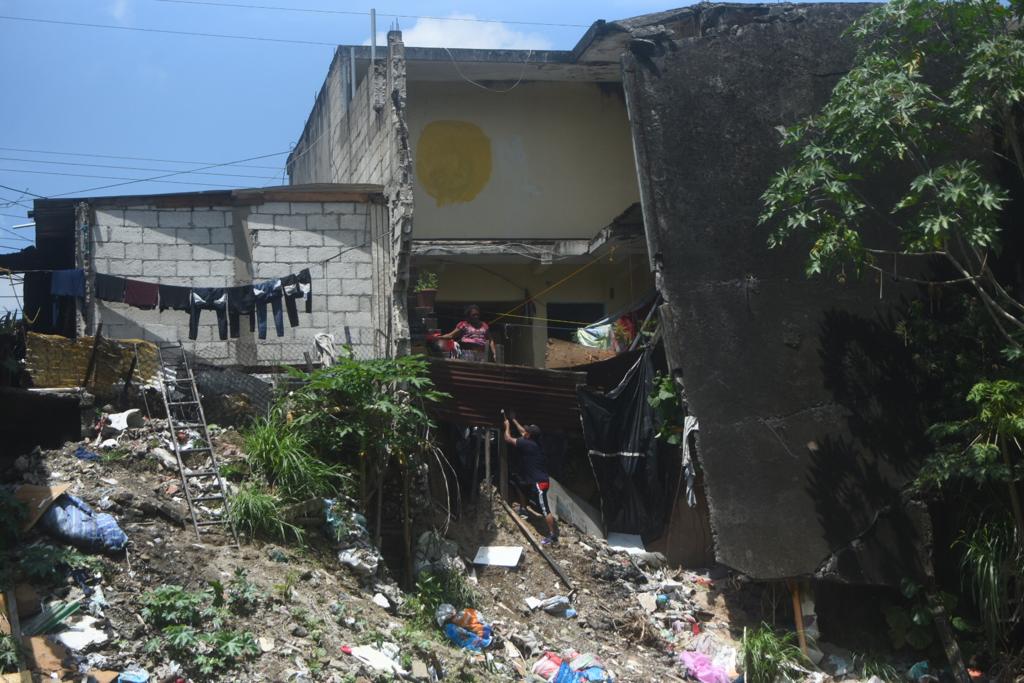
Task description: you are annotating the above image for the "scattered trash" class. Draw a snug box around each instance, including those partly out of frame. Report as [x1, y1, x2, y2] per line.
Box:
[679, 650, 730, 683]
[605, 532, 645, 555]
[21, 600, 81, 636]
[372, 593, 390, 610]
[540, 595, 571, 615]
[40, 492, 129, 553]
[347, 644, 407, 676]
[472, 545, 523, 567]
[107, 409, 143, 432]
[98, 438, 120, 450]
[414, 530, 463, 577]
[150, 447, 177, 470]
[87, 586, 109, 617]
[74, 446, 101, 461]
[436, 603, 493, 651]
[116, 666, 150, 682]
[338, 548, 379, 576]
[637, 593, 658, 613]
[56, 614, 109, 650]
[258, 636, 275, 653]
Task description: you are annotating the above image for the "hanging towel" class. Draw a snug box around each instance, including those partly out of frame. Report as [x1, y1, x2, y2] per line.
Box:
[51, 269, 85, 297]
[124, 279, 159, 309]
[158, 284, 191, 312]
[94, 273, 126, 303]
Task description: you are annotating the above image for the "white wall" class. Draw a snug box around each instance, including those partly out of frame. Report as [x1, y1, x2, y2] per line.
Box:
[407, 81, 640, 240]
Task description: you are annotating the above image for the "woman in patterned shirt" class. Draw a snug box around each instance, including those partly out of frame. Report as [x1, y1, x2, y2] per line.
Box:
[440, 304, 495, 362]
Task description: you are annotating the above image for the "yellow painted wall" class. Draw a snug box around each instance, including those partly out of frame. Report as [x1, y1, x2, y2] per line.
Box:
[407, 81, 641, 240]
[426, 255, 653, 366]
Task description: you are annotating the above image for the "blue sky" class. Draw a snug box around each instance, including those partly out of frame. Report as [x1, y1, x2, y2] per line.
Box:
[0, 0, 785, 310]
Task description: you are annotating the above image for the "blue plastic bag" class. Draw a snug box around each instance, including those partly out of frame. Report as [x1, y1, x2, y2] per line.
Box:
[41, 494, 128, 553]
[443, 623, 492, 652]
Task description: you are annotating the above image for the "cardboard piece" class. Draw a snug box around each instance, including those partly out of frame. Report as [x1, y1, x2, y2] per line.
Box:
[472, 546, 523, 567]
[14, 483, 71, 532]
[22, 635, 71, 676]
[0, 672, 32, 682]
[13, 585, 39, 620]
[607, 532, 646, 555]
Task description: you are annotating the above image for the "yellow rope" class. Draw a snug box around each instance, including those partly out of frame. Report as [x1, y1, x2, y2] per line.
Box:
[490, 247, 615, 325]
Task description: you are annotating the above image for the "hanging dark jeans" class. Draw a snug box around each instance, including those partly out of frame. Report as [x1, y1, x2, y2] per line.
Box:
[189, 288, 228, 341]
[253, 280, 284, 339]
[227, 285, 256, 339]
[297, 267, 312, 313]
[280, 274, 302, 327]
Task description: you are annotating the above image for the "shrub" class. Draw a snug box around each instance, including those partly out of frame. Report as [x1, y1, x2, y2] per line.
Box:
[228, 484, 303, 543]
[18, 544, 103, 585]
[405, 568, 478, 630]
[244, 415, 349, 501]
[741, 624, 809, 683]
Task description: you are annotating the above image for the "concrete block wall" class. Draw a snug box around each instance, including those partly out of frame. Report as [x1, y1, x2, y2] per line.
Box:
[89, 199, 380, 365]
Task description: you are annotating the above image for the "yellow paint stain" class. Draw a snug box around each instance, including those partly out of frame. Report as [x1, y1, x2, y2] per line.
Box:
[416, 120, 492, 206]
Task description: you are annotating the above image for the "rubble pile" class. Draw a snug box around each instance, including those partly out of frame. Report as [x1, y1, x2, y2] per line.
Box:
[2, 413, 917, 682]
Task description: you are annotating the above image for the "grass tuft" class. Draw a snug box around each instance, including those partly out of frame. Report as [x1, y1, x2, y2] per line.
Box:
[244, 416, 348, 501]
[228, 484, 303, 543]
[741, 623, 810, 683]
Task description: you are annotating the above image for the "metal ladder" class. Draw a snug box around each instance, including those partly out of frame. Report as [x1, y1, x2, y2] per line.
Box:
[156, 342, 239, 546]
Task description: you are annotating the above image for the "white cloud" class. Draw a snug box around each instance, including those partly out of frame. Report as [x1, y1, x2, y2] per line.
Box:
[109, 0, 131, 24]
[369, 14, 553, 50]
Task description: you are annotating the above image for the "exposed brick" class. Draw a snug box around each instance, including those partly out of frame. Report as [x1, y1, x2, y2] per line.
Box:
[143, 261, 176, 277]
[142, 228, 177, 244]
[124, 210, 159, 229]
[159, 244, 192, 261]
[252, 202, 290, 215]
[158, 211, 192, 228]
[323, 202, 359, 214]
[339, 214, 368, 231]
[346, 312, 372, 328]
[191, 211, 227, 228]
[177, 261, 210, 277]
[290, 231, 323, 247]
[343, 279, 372, 295]
[209, 228, 234, 244]
[251, 246, 277, 262]
[95, 242, 125, 259]
[276, 247, 307, 262]
[326, 261, 357, 279]
[355, 263, 374, 279]
[125, 243, 159, 260]
[92, 257, 110, 273]
[358, 296, 372, 312]
[307, 247, 337, 262]
[110, 227, 144, 243]
[255, 230, 289, 247]
[177, 227, 211, 245]
[290, 202, 323, 214]
[95, 209, 124, 228]
[310, 312, 330, 328]
[326, 278, 343, 294]
[207, 261, 234, 277]
[107, 259, 143, 276]
[246, 215, 274, 232]
[328, 295, 360, 312]
[275, 215, 306, 231]
[193, 244, 226, 260]
[306, 214, 340, 231]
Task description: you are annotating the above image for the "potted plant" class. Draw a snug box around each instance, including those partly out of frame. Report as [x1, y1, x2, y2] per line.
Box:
[414, 271, 439, 309]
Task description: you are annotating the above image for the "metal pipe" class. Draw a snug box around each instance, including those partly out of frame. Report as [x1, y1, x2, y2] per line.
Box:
[370, 8, 376, 64]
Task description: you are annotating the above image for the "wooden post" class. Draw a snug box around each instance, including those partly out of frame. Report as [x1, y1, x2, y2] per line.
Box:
[788, 580, 809, 657]
[484, 428, 492, 505]
[82, 322, 103, 388]
[499, 434, 509, 502]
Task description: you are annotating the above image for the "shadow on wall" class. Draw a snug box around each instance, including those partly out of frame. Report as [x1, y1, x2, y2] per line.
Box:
[806, 307, 930, 583]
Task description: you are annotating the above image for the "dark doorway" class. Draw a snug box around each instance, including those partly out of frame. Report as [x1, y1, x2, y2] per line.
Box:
[546, 302, 606, 342]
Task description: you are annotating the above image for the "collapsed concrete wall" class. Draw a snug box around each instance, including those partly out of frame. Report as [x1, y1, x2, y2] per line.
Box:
[623, 3, 929, 583]
[288, 33, 413, 357]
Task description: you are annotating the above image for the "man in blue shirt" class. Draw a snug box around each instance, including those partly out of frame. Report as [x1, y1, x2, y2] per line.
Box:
[503, 415, 559, 545]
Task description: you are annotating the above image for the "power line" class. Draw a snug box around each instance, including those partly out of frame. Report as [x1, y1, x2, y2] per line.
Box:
[0, 184, 45, 199]
[0, 167, 243, 189]
[0, 146, 283, 170]
[0, 14, 337, 47]
[153, 0, 589, 28]
[0, 213, 28, 220]
[0, 156, 278, 180]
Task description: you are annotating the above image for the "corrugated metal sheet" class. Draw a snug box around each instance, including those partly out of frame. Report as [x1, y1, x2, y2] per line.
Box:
[427, 359, 586, 432]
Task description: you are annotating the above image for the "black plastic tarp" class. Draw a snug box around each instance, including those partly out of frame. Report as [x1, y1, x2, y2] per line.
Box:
[577, 348, 665, 541]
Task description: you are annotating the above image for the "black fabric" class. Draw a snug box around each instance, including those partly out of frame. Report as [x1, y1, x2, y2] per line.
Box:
[94, 273, 126, 303]
[513, 437, 548, 484]
[297, 267, 312, 313]
[281, 273, 301, 327]
[227, 285, 256, 339]
[189, 288, 227, 341]
[158, 284, 191, 312]
[577, 348, 664, 540]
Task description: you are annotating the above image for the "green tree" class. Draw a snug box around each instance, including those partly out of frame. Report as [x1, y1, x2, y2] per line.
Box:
[760, 0, 1024, 350]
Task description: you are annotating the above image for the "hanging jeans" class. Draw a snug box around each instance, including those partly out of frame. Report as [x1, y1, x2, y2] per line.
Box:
[253, 280, 284, 339]
[189, 288, 228, 341]
[297, 267, 312, 313]
[227, 285, 256, 339]
[280, 274, 302, 327]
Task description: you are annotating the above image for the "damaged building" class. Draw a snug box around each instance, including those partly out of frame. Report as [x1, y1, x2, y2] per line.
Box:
[3, 1, 922, 603]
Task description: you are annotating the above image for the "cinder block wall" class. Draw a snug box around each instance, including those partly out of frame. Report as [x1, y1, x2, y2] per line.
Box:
[89, 198, 379, 364]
